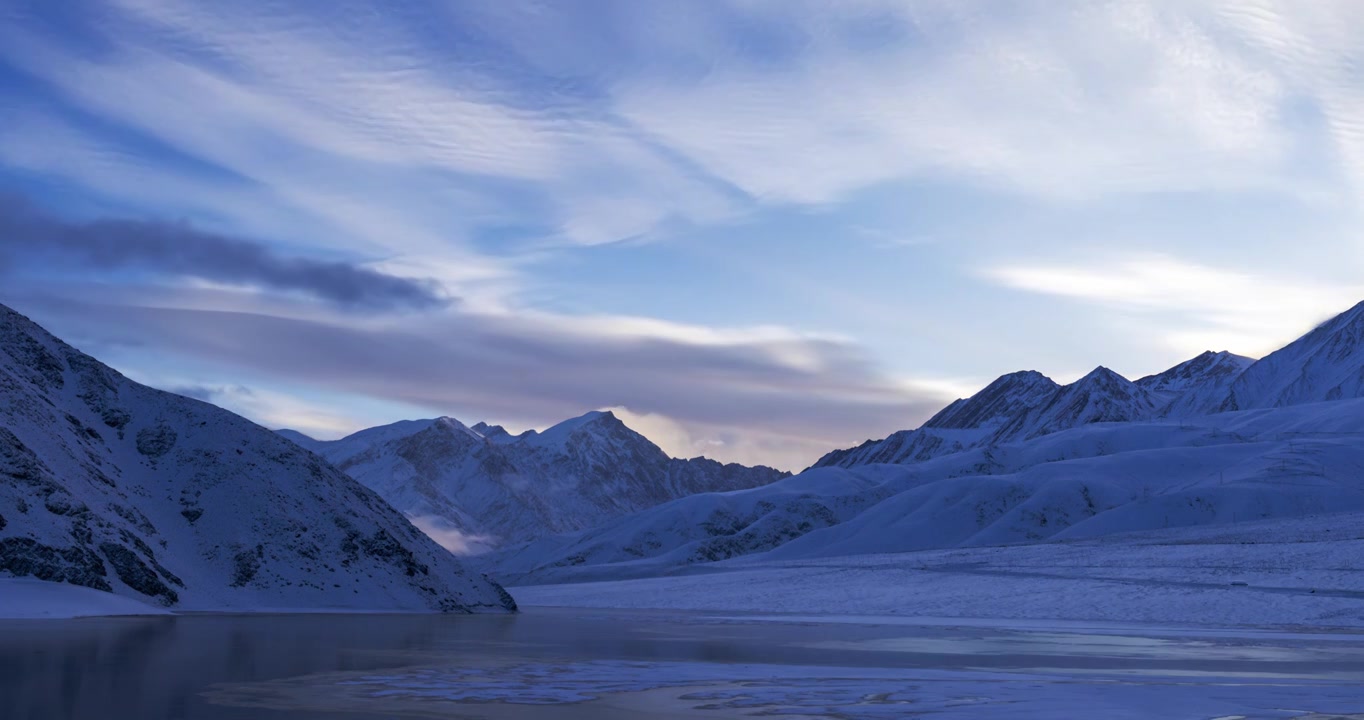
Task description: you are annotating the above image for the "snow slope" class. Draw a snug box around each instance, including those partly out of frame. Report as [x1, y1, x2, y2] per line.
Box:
[490, 465, 903, 582]
[287, 411, 788, 552]
[1220, 300, 1364, 411]
[512, 510, 1364, 628]
[487, 397, 1364, 585]
[0, 303, 515, 614]
[0, 577, 170, 618]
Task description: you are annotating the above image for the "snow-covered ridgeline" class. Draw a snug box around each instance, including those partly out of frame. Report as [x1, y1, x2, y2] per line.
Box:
[0, 303, 516, 614]
[282, 411, 788, 552]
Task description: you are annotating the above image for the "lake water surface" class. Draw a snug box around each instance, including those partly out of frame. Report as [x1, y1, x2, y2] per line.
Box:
[4, 608, 1364, 719]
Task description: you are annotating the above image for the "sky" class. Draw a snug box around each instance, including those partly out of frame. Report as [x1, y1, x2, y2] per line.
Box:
[2, 1, 1364, 471]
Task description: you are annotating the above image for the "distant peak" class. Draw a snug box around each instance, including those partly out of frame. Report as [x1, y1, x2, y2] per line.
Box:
[471, 421, 510, 439]
[979, 369, 1057, 393]
[432, 416, 484, 441]
[523, 409, 640, 450]
[1077, 366, 1128, 384]
[1309, 300, 1364, 336]
[556, 409, 621, 430]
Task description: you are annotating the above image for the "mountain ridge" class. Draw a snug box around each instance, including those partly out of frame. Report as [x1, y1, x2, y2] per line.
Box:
[284, 409, 789, 552]
[0, 302, 516, 613]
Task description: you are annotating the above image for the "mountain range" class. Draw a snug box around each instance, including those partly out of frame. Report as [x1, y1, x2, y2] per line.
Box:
[13, 295, 1364, 609]
[488, 300, 1364, 585]
[280, 412, 788, 553]
[812, 351, 1255, 470]
[0, 303, 516, 613]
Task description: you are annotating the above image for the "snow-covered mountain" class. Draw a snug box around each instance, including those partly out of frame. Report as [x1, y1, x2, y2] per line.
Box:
[923, 370, 1061, 432]
[1136, 350, 1253, 412]
[284, 411, 788, 552]
[813, 365, 1164, 470]
[815, 352, 1257, 471]
[0, 303, 515, 613]
[491, 396, 1364, 585]
[814, 371, 1060, 469]
[1219, 301, 1364, 412]
[491, 300, 1364, 586]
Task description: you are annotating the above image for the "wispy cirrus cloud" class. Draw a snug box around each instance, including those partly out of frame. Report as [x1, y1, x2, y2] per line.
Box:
[985, 254, 1364, 357]
[5, 0, 1364, 469]
[0, 0, 735, 252]
[610, 0, 1311, 205]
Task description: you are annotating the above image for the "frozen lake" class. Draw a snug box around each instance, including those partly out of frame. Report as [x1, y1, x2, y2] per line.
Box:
[4, 608, 1364, 719]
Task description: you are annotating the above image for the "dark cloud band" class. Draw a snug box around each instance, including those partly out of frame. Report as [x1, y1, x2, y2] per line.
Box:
[0, 197, 448, 311]
[11, 295, 943, 460]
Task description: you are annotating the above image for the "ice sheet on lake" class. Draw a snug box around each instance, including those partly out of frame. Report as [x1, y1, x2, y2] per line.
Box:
[208, 658, 1364, 719]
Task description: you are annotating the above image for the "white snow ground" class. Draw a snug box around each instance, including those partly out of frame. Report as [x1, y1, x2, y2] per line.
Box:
[512, 511, 1364, 629]
[0, 578, 169, 618]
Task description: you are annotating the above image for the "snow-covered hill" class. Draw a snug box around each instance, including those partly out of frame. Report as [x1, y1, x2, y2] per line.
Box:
[285, 411, 788, 553]
[489, 398, 1364, 585]
[0, 303, 516, 614]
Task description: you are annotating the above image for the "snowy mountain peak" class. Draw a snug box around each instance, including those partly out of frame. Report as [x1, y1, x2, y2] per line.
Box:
[989, 365, 1158, 442]
[813, 299, 1364, 472]
[1075, 365, 1128, 387]
[525, 409, 628, 450]
[471, 422, 511, 442]
[1136, 350, 1253, 418]
[0, 303, 515, 613]
[923, 370, 1059, 431]
[299, 407, 786, 548]
[1217, 299, 1364, 412]
[1138, 351, 1252, 392]
[433, 416, 485, 441]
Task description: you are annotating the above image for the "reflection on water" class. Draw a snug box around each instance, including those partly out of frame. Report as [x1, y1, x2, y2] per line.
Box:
[3, 608, 1364, 719]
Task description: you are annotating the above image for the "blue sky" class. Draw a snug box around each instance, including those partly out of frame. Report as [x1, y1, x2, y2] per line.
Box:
[2, 1, 1363, 469]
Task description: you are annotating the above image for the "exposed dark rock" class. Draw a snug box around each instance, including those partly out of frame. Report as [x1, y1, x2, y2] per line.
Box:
[109, 503, 158, 537]
[231, 545, 264, 587]
[43, 495, 89, 517]
[359, 528, 430, 578]
[135, 424, 177, 458]
[99, 542, 178, 605]
[0, 321, 65, 390]
[0, 537, 110, 591]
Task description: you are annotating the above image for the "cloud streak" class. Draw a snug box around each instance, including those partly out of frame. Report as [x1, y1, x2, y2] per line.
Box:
[984, 253, 1364, 357]
[0, 198, 449, 310]
[10, 292, 950, 469]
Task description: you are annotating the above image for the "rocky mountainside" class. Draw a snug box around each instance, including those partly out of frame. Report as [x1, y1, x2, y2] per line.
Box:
[0, 303, 515, 613]
[285, 411, 788, 552]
